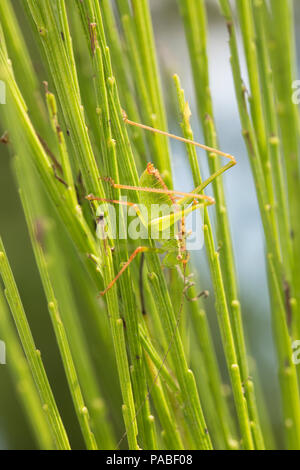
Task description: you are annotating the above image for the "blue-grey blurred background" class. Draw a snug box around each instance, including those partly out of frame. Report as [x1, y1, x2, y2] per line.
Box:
[0, 0, 300, 449]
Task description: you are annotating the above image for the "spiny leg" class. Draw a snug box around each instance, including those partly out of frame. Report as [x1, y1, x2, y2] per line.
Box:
[86, 195, 140, 212]
[97, 176, 214, 259]
[120, 113, 236, 249]
[94, 179, 213, 263]
[86, 195, 152, 296]
[100, 246, 150, 296]
[99, 167, 208, 259]
[122, 110, 236, 164]
[86, 189, 204, 295]
[98, 179, 215, 206]
[86, 195, 187, 294]
[122, 110, 236, 184]
[86, 194, 149, 231]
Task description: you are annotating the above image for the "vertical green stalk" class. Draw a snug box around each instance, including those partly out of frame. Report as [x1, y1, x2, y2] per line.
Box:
[177, 3, 263, 446]
[144, 353, 184, 450]
[0, 239, 70, 449]
[0, 14, 138, 449]
[146, 272, 212, 449]
[46, 236, 116, 449]
[24, 0, 143, 449]
[0, 0, 46, 124]
[76, 0, 212, 449]
[235, 0, 281, 271]
[174, 78, 238, 449]
[90, 6, 156, 448]
[26, 0, 102, 196]
[190, 306, 238, 449]
[100, 0, 147, 165]
[115, 0, 172, 185]
[219, 0, 300, 449]
[44, 89, 115, 449]
[173, 75, 253, 449]
[177, 0, 264, 447]
[0, 289, 55, 450]
[15, 162, 97, 450]
[235, 0, 267, 158]
[131, 0, 171, 167]
[252, 0, 294, 336]
[267, 0, 300, 337]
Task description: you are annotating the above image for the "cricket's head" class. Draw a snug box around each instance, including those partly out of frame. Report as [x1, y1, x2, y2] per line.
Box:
[96, 210, 105, 223]
[146, 162, 155, 175]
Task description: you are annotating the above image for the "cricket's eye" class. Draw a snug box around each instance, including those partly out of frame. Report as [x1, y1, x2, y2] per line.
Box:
[96, 211, 105, 222]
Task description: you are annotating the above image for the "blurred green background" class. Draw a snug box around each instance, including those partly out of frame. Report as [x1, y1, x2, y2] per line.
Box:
[1, 0, 300, 449]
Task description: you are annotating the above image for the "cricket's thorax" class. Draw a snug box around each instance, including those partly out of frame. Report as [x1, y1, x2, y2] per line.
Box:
[146, 162, 177, 204]
[139, 163, 177, 211]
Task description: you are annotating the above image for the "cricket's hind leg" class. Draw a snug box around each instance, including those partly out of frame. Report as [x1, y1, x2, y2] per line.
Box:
[100, 246, 151, 296]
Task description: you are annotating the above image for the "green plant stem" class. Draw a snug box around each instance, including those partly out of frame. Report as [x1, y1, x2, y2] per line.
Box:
[0, 289, 55, 450]
[219, 0, 300, 449]
[173, 74, 253, 449]
[267, 0, 300, 338]
[0, 238, 70, 449]
[0, 16, 138, 449]
[44, 90, 115, 449]
[177, 0, 264, 449]
[139, 323, 178, 394]
[144, 353, 184, 450]
[100, 0, 147, 166]
[131, 0, 172, 178]
[0, 0, 44, 121]
[252, 1, 295, 336]
[147, 271, 212, 450]
[236, 1, 281, 262]
[15, 162, 98, 450]
[190, 305, 238, 449]
[252, 1, 291, 263]
[75, 0, 212, 450]
[91, 11, 156, 448]
[2, 0, 296, 451]
[115, 0, 172, 186]
[46, 233, 116, 450]
[22, 1, 143, 449]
